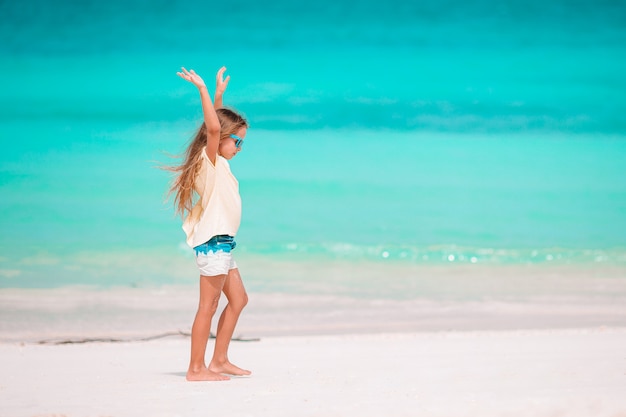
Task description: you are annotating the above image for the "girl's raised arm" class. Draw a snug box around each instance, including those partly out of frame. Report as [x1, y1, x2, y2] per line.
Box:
[177, 67, 221, 165]
[214, 66, 230, 110]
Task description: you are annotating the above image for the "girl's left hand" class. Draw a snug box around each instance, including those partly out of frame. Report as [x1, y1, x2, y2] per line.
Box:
[215, 66, 230, 96]
[177, 67, 206, 89]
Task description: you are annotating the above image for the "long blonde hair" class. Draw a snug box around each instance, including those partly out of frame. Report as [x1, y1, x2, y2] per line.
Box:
[165, 108, 248, 218]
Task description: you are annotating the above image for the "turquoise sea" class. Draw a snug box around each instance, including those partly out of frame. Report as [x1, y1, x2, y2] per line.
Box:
[1, 0, 625, 292]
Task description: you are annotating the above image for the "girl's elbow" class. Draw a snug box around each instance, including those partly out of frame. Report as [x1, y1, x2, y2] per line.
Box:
[206, 123, 221, 135]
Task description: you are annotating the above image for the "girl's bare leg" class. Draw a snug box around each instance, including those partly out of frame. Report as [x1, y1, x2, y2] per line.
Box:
[187, 274, 230, 381]
[209, 268, 251, 376]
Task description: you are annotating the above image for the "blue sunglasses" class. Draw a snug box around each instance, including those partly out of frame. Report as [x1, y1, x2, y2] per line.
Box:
[229, 134, 244, 149]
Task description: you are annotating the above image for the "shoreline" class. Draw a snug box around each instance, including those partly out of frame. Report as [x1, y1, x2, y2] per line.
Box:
[2, 280, 625, 343]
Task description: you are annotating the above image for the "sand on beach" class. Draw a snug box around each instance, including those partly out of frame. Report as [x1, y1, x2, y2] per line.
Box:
[1, 328, 626, 417]
[1, 263, 626, 417]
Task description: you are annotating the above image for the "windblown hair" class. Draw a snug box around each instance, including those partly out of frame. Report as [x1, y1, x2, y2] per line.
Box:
[164, 108, 248, 218]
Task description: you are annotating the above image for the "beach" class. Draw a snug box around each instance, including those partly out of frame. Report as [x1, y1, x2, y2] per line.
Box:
[2, 263, 626, 417]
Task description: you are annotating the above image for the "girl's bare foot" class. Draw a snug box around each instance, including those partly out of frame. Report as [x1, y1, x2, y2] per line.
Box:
[186, 367, 230, 381]
[209, 360, 251, 376]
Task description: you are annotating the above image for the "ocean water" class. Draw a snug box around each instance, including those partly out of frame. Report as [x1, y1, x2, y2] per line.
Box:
[1, 0, 625, 291]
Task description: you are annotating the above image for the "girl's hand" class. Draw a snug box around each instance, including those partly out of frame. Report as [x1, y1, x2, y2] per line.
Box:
[177, 67, 206, 89]
[215, 66, 230, 96]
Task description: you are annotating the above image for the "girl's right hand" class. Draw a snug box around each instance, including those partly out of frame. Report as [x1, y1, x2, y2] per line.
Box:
[177, 67, 206, 89]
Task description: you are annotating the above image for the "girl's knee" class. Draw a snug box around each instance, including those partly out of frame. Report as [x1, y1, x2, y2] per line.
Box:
[231, 293, 248, 312]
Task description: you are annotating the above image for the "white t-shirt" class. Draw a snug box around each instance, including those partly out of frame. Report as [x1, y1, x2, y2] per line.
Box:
[182, 149, 241, 248]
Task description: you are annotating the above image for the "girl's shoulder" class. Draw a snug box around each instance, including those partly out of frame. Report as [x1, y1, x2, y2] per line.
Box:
[200, 152, 232, 175]
[199, 147, 218, 169]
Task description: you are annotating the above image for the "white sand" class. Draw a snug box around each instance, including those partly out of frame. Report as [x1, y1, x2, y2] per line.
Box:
[1, 328, 625, 417]
[2, 264, 626, 417]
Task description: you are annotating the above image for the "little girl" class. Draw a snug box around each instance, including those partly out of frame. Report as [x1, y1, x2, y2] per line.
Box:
[168, 66, 250, 381]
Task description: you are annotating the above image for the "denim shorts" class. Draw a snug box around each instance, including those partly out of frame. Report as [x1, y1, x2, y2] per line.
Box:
[193, 235, 237, 276]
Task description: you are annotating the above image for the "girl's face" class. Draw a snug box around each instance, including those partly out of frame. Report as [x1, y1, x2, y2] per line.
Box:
[219, 126, 247, 160]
